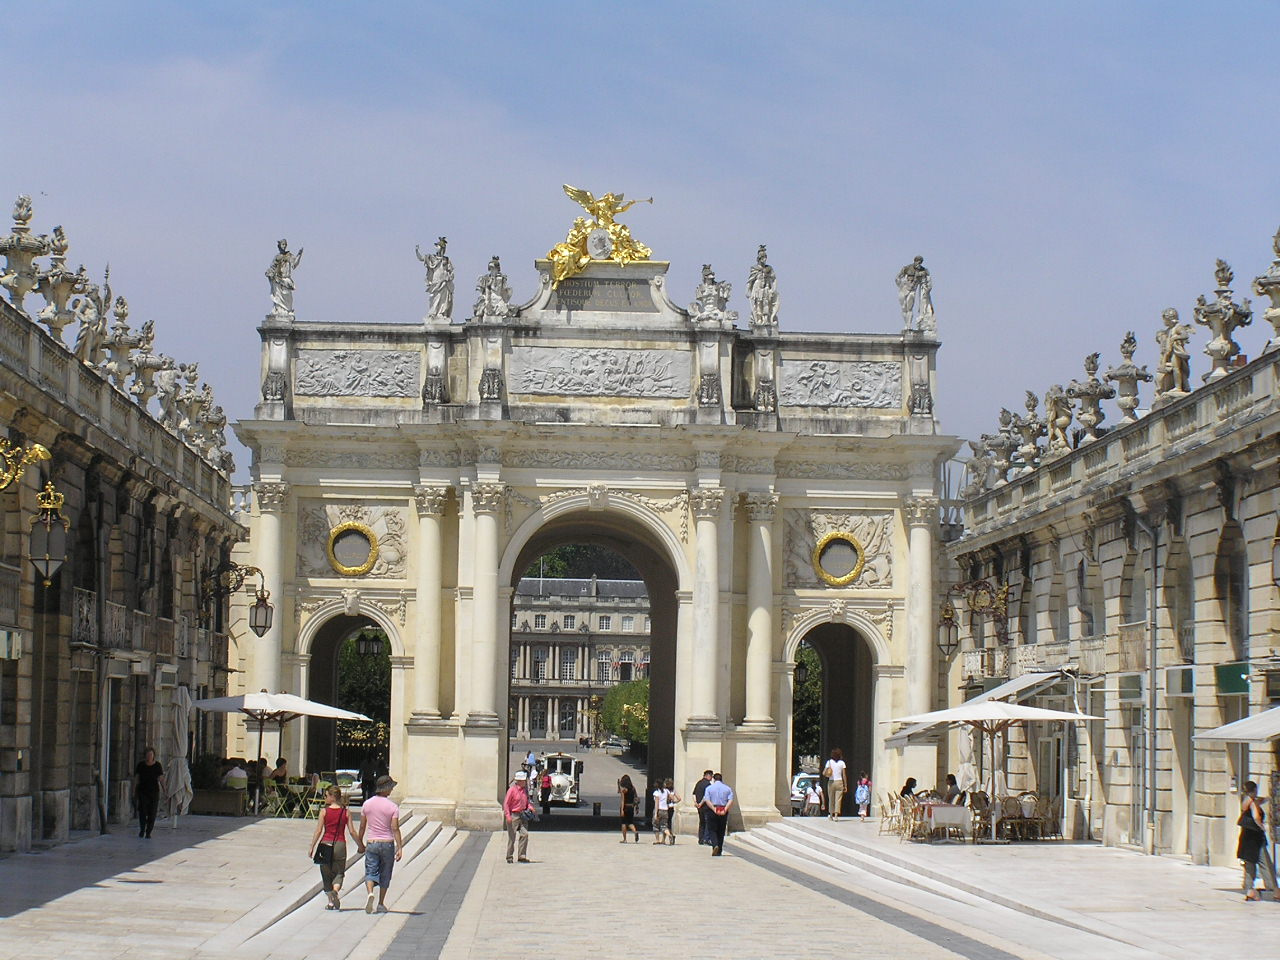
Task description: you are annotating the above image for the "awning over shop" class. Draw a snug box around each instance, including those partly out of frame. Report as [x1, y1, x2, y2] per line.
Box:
[885, 670, 1069, 748]
[1194, 705, 1280, 744]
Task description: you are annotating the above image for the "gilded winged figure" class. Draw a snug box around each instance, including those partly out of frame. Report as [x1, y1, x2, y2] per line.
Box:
[547, 184, 654, 287]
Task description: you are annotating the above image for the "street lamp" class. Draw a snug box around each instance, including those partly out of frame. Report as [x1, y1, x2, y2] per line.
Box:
[28, 481, 68, 586]
[937, 596, 960, 659]
[202, 559, 274, 638]
[355, 630, 383, 656]
[795, 658, 809, 686]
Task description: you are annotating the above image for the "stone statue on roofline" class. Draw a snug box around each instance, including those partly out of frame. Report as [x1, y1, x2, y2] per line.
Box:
[746, 244, 779, 328]
[266, 239, 303, 319]
[895, 255, 935, 334]
[1153, 307, 1192, 404]
[1043, 383, 1073, 457]
[472, 255, 514, 321]
[416, 236, 454, 321]
[1067, 352, 1115, 443]
[72, 265, 112, 366]
[1252, 226, 1280, 352]
[1193, 259, 1251, 382]
[688, 264, 737, 325]
[979, 409, 1019, 483]
[960, 438, 994, 499]
[1010, 390, 1046, 473]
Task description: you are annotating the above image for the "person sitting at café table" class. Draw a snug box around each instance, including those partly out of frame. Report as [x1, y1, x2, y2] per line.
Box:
[222, 760, 249, 788]
[268, 757, 289, 783]
[943, 773, 963, 804]
[899, 777, 918, 798]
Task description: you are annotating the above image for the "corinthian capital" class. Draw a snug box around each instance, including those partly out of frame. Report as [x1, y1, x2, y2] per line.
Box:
[902, 495, 940, 527]
[414, 484, 451, 518]
[253, 481, 290, 512]
[689, 487, 725, 520]
[471, 482, 507, 515]
[742, 492, 779, 522]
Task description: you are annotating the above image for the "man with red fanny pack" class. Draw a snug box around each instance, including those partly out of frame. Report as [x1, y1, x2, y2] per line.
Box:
[699, 773, 734, 856]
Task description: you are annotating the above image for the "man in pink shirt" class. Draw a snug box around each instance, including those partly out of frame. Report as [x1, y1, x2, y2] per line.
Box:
[502, 770, 532, 863]
[357, 775, 403, 914]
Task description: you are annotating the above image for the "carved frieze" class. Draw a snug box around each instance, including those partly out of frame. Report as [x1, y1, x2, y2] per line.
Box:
[294, 350, 420, 397]
[297, 500, 409, 580]
[286, 448, 418, 469]
[780, 460, 909, 481]
[502, 449, 695, 472]
[784, 510, 894, 588]
[777, 359, 902, 409]
[508, 346, 691, 398]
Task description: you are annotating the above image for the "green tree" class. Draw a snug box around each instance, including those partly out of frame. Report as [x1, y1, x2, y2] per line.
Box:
[601, 678, 649, 745]
[336, 630, 391, 723]
[791, 643, 822, 761]
[522, 544, 640, 581]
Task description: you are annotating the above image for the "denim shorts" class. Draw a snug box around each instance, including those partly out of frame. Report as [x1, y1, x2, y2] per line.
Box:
[364, 841, 396, 887]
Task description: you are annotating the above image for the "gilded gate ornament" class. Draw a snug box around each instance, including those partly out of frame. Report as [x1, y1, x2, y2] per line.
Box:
[547, 185, 653, 287]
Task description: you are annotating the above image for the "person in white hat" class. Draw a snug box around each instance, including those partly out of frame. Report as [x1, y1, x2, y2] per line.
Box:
[503, 770, 533, 863]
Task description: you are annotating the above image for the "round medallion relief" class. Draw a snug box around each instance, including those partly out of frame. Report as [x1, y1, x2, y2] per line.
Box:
[811, 531, 866, 587]
[327, 522, 379, 577]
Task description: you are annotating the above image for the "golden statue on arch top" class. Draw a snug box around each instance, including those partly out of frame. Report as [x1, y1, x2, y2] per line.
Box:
[546, 184, 653, 287]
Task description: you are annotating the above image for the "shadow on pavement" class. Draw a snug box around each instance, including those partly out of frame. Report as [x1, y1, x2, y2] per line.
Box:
[0, 814, 249, 917]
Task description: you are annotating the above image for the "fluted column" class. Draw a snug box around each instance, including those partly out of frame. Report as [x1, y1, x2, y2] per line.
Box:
[904, 496, 940, 716]
[252, 481, 289, 696]
[412, 485, 450, 719]
[743, 493, 778, 725]
[689, 487, 724, 725]
[469, 482, 506, 724]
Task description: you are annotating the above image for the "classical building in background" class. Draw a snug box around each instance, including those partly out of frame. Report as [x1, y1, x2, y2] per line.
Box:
[943, 229, 1280, 867]
[232, 188, 958, 828]
[509, 576, 650, 741]
[0, 197, 239, 852]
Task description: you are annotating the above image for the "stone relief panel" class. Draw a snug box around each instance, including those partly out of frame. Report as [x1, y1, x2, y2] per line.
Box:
[297, 500, 409, 579]
[784, 509, 894, 588]
[294, 350, 420, 397]
[287, 448, 419, 469]
[502, 449, 695, 471]
[508, 347, 691, 398]
[777, 359, 902, 408]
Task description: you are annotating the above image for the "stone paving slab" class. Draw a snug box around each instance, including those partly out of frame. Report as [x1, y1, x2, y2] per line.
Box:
[758, 818, 1280, 959]
[0, 815, 319, 959]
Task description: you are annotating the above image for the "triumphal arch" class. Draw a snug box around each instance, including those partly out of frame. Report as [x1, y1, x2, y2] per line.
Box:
[232, 188, 958, 827]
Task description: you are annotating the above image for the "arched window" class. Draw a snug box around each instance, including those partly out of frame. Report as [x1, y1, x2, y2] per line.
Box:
[1121, 548, 1149, 624]
[1164, 540, 1194, 662]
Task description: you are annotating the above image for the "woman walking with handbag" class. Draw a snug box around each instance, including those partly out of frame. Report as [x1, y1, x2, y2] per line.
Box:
[1238, 780, 1277, 902]
[309, 785, 364, 910]
[618, 775, 639, 843]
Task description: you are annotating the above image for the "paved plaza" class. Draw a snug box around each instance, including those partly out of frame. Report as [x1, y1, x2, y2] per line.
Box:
[0, 809, 1273, 960]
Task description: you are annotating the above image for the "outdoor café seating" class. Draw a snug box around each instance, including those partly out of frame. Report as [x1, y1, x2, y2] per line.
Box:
[878, 784, 1062, 844]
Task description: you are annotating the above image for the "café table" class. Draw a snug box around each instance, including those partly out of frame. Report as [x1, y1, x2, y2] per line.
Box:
[917, 801, 969, 842]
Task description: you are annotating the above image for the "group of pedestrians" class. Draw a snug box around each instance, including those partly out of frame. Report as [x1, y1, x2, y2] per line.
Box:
[306, 773, 403, 914]
[820, 748, 872, 821]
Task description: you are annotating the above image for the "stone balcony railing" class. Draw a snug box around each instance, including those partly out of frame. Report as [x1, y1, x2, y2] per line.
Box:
[71, 587, 181, 660]
[961, 634, 1107, 682]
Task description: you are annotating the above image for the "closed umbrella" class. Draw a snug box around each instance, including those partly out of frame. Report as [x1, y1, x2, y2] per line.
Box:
[886, 701, 1100, 841]
[168, 686, 194, 828]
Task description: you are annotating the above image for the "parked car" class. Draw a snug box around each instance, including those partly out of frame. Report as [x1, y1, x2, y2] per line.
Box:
[335, 769, 361, 804]
[789, 772, 822, 816]
[601, 736, 630, 751]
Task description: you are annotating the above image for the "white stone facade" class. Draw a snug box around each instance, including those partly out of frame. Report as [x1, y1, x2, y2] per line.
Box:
[233, 253, 958, 828]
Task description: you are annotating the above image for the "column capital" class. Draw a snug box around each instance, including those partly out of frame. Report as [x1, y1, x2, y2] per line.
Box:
[472, 481, 507, 515]
[741, 492, 779, 522]
[414, 483, 452, 518]
[689, 486, 725, 520]
[253, 481, 290, 512]
[902, 495, 940, 527]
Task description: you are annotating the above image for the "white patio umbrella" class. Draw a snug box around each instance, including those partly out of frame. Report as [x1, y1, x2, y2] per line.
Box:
[886, 701, 1100, 841]
[168, 686, 194, 828]
[192, 690, 373, 779]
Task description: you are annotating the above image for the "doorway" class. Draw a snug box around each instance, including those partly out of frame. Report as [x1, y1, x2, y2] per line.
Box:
[792, 623, 875, 786]
[306, 616, 390, 777]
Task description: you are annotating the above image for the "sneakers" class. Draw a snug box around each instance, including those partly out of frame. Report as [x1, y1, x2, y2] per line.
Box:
[365, 894, 376, 914]
[376, 904, 389, 914]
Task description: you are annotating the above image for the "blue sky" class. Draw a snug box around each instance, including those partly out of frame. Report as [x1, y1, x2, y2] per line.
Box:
[6, 2, 1279, 469]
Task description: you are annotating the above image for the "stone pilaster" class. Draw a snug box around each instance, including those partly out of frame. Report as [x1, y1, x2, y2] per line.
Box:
[689, 487, 724, 726]
[412, 484, 451, 719]
[742, 493, 778, 726]
[252, 481, 290, 697]
[903, 496, 939, 717]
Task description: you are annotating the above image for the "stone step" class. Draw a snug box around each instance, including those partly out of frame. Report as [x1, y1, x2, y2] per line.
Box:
[202, 808, 437, 953]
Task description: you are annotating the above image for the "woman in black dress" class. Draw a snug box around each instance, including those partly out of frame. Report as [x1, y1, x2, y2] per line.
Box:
[1238, 780, 1277, 901]
[134, 747, 165, 838]
[618, 775, 639, 843]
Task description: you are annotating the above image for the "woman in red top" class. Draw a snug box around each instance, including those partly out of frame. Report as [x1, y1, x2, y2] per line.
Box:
[308, 785, 365, 909]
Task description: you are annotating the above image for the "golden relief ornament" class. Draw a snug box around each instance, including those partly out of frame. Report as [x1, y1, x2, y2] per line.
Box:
[547, 184, 653, 287]
[327, 521, 379, 577]
[811, 530, 867, 587]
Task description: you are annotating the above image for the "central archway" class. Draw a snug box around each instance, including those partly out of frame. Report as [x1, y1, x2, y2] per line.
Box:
[500, 505, 685, 815]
